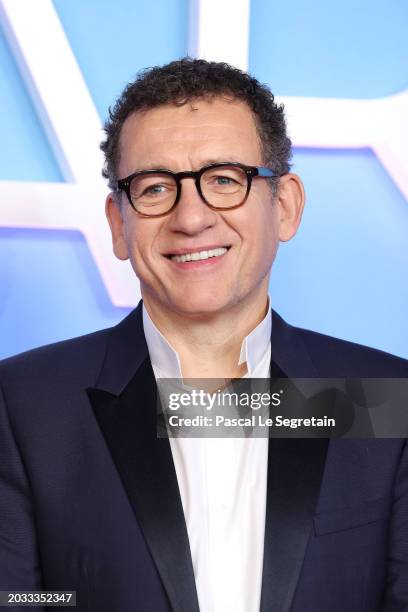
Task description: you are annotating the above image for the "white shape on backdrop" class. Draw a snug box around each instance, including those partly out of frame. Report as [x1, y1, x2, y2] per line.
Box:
[0, 0, 139, 307]
[281, 92, 408, 207]
[188, 0, 251, 71]
[0, 0, 407, 308]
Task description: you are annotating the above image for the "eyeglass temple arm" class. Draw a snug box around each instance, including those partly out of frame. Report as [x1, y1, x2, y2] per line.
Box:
[256, 167, 278, 178]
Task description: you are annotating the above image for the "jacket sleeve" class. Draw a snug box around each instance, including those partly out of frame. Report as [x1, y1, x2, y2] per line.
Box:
[0, 378, 45, 610]
[383, 439, 408, 610]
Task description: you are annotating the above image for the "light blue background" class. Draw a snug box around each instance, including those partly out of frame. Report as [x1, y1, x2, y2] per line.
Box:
[0, 0, 407, 359]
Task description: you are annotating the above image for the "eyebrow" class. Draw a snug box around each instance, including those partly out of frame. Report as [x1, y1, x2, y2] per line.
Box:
[131, 158, 244, 173]
[203, 158, 242, 166]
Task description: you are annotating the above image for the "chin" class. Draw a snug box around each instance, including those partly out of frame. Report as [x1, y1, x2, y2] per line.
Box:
[169, 293, 233, 318]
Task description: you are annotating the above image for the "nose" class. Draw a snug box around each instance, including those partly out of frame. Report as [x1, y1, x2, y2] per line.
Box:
[167, 176, 218, 235]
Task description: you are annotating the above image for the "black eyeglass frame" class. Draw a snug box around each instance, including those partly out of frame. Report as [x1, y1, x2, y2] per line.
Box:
[115, 162, 281, 218]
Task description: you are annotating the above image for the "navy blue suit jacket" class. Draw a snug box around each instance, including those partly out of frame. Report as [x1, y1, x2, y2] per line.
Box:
[0, 304, 407, 611]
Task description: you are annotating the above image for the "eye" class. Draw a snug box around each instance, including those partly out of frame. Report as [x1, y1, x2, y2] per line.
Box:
[202, 165, 246, 189]
[213, 175, 238, 185]
[143, 183, 168, 196]
[130, 176, 176, 201]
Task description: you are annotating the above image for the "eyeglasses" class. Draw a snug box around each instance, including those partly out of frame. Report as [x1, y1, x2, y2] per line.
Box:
[115, 162, 280, 218]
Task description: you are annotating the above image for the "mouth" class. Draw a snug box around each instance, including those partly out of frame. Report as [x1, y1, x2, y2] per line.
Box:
[165, 246, 231, 264]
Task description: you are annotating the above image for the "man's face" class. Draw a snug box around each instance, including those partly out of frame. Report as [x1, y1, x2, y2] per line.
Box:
[106, 97, 302, 318]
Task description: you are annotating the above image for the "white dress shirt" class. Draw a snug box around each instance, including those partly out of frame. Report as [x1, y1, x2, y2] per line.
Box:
[143, 305, 271, 612]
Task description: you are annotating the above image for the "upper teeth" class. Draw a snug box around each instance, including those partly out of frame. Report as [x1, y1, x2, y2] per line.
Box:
[171, 247, 228, 263]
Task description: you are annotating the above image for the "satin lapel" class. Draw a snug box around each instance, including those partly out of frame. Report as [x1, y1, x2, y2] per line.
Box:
[88, 357, 200, 612]
[260, 312, 329, 612]
[260, 437, 328, 612]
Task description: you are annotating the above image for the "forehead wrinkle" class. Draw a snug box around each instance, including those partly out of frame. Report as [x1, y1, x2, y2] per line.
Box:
[122, 100, 259, 145]
[121, 130, 252, 173]
[118, 99, 263, 176]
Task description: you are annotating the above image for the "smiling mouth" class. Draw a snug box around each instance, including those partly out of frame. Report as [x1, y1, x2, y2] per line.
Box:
[167, 247, 230, 263]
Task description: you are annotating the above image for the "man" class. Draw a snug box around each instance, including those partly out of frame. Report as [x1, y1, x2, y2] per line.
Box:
[0, 58, 407, 611]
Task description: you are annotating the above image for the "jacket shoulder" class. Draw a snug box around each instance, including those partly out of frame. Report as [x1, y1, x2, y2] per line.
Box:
[295, 323, 408, 377]
[0, 326, 111, 387]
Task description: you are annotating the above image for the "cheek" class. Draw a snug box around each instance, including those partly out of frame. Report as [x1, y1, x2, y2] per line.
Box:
[247, 204, 279, 260]
[123, 221, 161, 275]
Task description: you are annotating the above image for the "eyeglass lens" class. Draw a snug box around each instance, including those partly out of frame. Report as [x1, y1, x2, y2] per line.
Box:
[129, 165, 248, 216]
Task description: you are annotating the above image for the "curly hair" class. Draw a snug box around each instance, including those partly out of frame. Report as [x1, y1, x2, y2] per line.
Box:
[100, 57, 292, 190]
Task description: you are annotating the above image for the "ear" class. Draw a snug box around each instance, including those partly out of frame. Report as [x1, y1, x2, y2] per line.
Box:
[105, 192, 129, 260]
[276, 173, 305, 242]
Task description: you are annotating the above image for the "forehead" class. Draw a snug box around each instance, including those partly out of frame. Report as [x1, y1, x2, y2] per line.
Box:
[117, 97, 262, 174]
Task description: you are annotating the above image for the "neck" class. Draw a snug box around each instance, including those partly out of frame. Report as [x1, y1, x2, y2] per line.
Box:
[143, 292, 270, 378]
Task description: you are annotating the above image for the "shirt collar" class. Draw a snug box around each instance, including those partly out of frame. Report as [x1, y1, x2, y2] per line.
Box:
[143, 306, 183, 378]
[143, 301, 271, 379]
[238, 301, 271, 375]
